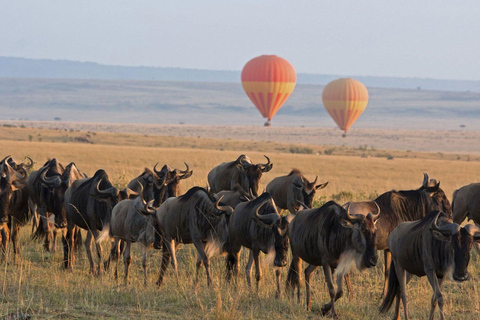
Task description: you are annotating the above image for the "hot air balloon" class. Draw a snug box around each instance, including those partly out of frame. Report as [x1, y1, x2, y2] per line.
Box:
[241, 55, 296, 126]
[322, 78, 369, 137]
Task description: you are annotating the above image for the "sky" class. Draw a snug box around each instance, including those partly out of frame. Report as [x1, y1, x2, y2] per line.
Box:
[1, 1, 480, 80]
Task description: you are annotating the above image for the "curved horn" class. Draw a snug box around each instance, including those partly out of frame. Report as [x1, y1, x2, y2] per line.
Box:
[254, 201, 280, 227]
[23, 157, 34, 169]
[153, 162, 164, 176]
[421, 173, 429, 189]
[345, 203, 365, 221]
[370, 201, 381, 221]
[95, 180, 119, 197]
[0, 155, 11, 165]
[431, 212, 460, 235]
[239, 155, 251, 168]
[178, 162, 193, 180]
[144, 199, 157, 215]
[39, 166, 62, 189]
[312, 176, 318, 185]
[179, 162, 189, 174]
[260, 155, 272, 172]
[215, 195, 234, 215]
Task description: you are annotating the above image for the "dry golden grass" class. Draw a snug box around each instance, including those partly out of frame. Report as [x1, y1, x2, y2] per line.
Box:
[1, 127, 480, 319]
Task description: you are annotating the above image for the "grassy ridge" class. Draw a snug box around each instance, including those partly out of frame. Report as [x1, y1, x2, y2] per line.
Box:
[1, 128, 480, 319]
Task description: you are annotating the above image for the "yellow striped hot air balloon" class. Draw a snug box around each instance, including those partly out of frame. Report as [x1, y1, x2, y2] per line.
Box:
[241, 55, 296, 126]
[322, 78, 369, 137]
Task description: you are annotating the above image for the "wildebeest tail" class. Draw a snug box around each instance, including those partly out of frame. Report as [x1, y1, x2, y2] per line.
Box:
[379, 261, 399, 314]
[30, 218, 48, 241]
[74, 228, 83, 253]
[96, 224, 110, 243]
[286, 255, 302, 292]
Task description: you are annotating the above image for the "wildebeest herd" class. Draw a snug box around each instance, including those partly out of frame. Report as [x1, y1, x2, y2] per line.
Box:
[1, 154, 479, 319]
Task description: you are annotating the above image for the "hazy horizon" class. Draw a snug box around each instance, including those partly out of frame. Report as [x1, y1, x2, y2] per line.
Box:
[2, 1, 480, 81]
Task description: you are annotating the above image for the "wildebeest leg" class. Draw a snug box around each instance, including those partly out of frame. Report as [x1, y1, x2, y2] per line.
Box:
[393, 261, 409, 320]
[245, 250, 254, 288]
[142, 245, 148, 286]
[156, 239, 172, 286]
[305, 264, 318, 311]
[286, 254, 302, 302]
[275, 268, 281, 298]
[321, 272, 345, 316]
[85, 231, 96, 275]
[226, 243, 241, 282]
[426, 269, 445, 320]
[170, 241, 180, 283]
[0, 225, 10, 262]
[195, 252, 203, 285]
[94, 232, 103, 276]
[10, 219, 20, 257]
[193, 239, 212, 286]
[253, 249, 262, 292]
[320, 264, 340, 318]
[51, 227, 58, 253]
[29, 199, 38, 235]
[123, 241, 132, 283]
[38, 206, 50, 251]
[344, 273, 353, 298]
[383, 249, 392, 297]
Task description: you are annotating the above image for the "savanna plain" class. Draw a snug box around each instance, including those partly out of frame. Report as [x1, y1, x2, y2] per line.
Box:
[1, 125, 480, 319]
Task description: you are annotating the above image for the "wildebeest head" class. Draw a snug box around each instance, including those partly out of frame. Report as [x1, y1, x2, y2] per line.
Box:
[236, 155, 273, 197]
[291, 174, 328, 208]
[134, 198, 161, 247]
[0, 155, 34, 173]
[430, 212, 480, 282]
[252, 196, 292, 267]
[155, 162, 193, 202]
[341, 202, 381, 268]
[92, 177, 138, 207]
[0, 160, 27, 223]
[38, 162, 84, 228]
[418, 173, 452, 217]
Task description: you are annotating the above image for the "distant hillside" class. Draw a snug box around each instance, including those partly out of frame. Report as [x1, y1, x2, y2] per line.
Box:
[1, 56, 479, 92]
[1, 78, 479, 130]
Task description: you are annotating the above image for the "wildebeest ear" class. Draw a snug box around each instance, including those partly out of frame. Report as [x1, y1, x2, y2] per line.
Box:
[430, 229, 451, 242]
[315, 182, 328, 190]
[340, 219, 354, 229]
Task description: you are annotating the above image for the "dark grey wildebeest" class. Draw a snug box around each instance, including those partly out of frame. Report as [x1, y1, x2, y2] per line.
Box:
[349, 173, 452, 296]
[380, 211, 480, 320]
[286, 200, 380, 318]
[0, 156, 32, 258]
[266, 169, 328, 215]
[452, 183, 480, 253]
[162, 162, 193, 202]
[215, 184, 253, 209]
[126, 164, 169, 207]
[226, 192, 293, 297]
[33, 162, 85, 255]
[0, 160, 28, 261]
[107, 195, 159, 284]
[64, 169, 137, 274]
[208, 155, 272, 197]
[155, 187, 233, 286]
[27, 158, 65, 251]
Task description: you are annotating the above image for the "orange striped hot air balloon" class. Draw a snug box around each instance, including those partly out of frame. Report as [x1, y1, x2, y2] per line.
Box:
[322, 78, 369, 137]
[241, 55, 296, 126]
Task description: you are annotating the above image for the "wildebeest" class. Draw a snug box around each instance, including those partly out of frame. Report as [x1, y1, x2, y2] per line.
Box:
[380, 211, 480, 320]
[126, 164, 169, 207]
[33, 162, 86, 250]
[349, 173, 452, 296]
[452, 183, 480, 253]
[0, 159, 28, 260]
[208, 155, 272, 197]
[162, 162, 193, 201]
[27, 158, 67, 251]
[107, 195, 159, 284]
[0, 156, 32, 257]
[286, 200, 380, 318]
[215, 184, 252, 209]
[226, 192, 293, 297]
[155, 187, 233, 286]
[64, 169, 137, 274]
[266, 169, 328, 214]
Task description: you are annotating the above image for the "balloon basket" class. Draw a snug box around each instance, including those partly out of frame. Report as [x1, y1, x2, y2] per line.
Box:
[264, 121, 271, 127]
[342, 133, 347, 138]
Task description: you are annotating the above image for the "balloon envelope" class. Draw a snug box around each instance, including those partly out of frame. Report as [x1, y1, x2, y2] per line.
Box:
[322, 78, 369, 134]
[241, 55, 296, 125]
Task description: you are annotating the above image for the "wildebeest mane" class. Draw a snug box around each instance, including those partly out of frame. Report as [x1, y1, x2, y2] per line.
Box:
[139, 168, 157, 178]
[411, 210, 450, 232]
[242, 192, 273, 213]
[178, 186, 208, 203]
[288, 169, 302, 176]
[375, 190, 431, 231]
